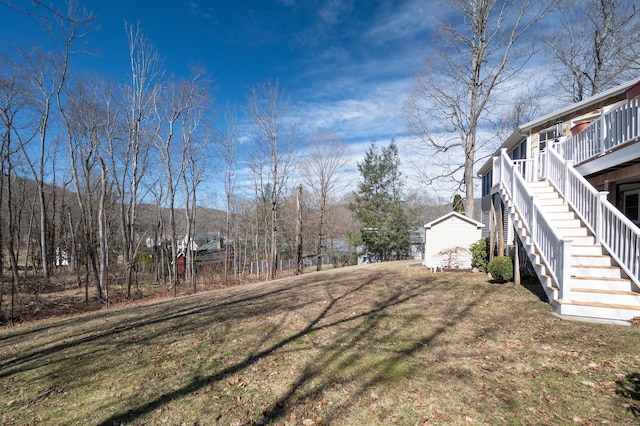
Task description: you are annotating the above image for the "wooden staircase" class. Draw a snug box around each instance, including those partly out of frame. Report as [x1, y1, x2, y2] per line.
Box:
[510, 180, 640, 322]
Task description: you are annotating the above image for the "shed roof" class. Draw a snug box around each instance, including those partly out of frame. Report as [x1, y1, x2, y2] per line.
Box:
[424, 211, 485, 229]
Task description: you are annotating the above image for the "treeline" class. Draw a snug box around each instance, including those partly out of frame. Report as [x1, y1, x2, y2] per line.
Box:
[0, 8, 227, 315]
[0, 3, 438, 324]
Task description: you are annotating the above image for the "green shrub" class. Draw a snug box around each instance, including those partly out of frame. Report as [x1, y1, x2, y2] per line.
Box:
[470, 238, 489, 272]
[488, 256, 513, 282]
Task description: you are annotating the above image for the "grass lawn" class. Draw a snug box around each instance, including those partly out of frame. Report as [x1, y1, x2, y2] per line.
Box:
[1, 261, 639, 425]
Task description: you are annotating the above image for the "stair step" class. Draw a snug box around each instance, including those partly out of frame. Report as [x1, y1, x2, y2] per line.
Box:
[572, 288, 640, 296]
[571, 254, 615, 267]
[554, 299, 640, 321]
[535, 192, 562, 200]
[565, 300, 640, 310]
[537, 204, 571, 213]
[545, 212, 578, 220]
[558, 227, 590, 237]
[570, 288, 640, 305]
[553, 218, 583, 227]
[571, 275, 633, 291]
[571, 265, 625, 279]
[571, 244, 605, 256]
[530, 185, 555, 192]
[572, 275, 630, 282]
[533, 262, 547, 277]
[565, 235, 596, 245]
[528, 181, 553, 187]
[537, 198, 566, 206]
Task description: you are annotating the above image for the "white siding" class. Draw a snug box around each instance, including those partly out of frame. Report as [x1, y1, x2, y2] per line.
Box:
[424, 216, 483, 269]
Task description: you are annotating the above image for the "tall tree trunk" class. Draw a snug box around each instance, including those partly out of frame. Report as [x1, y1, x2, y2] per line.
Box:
[6, 164, 21, 323]
[37, 138, 49, 281]
[98, 158, 108, 304]
[295, 184, 303, 275]
[270, 197, 278, 280]
[317, 203, 325, 272]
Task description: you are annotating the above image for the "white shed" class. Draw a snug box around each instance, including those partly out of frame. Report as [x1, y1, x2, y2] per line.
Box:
[424, 212, 485, 270]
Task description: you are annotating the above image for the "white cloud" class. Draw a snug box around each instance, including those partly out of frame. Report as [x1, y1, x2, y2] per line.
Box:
[318, 0, 352, 25]
[295, 77, 413, 142]
[364, 0, 440, 45]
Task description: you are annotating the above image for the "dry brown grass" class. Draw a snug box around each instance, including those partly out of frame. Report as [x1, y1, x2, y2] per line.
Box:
[0, 261, 639, 425]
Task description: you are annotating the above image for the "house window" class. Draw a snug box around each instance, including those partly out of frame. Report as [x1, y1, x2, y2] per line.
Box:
[481, 170, 493, 196]
[509, 139, 527, 160]
[539, 127, 559, 151]
[509, 139, 527, 179]
[624, 190, 640, 225]
[509, 140, 527, 160]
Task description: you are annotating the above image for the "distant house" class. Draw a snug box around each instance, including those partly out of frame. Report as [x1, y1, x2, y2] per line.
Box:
[423, 212, 484, 270]
[175, 233, 228, 278]
[195, 238, 227, 262]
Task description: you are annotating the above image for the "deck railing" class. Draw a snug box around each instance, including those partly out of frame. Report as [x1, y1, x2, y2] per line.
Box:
[494, 149, 572, 300]
[557, 97, 640, 165]
[512, 159, 536, 182]
[545, 146, 640, 286]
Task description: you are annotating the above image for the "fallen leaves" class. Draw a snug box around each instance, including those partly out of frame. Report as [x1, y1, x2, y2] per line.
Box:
[1, 262, 639, 425]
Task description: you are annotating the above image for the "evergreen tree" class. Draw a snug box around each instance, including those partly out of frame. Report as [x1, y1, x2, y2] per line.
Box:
[349, 140, 411, 261]
[452, 194, 465, 214]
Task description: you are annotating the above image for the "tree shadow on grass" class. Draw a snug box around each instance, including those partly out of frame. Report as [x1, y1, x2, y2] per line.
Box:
[260, 281, 494, 425]
[0, 276, 323, 377]
[90, 274, 375, 424]
[0, 265, 503, 425]
[96, 272, 495, 425]
[616, 372, 640, 417]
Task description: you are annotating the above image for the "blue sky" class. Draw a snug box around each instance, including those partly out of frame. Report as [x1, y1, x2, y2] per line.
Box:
[0, 0, 454, 201]
[68, 0, 437, 144]
[0, 0, 445, 200]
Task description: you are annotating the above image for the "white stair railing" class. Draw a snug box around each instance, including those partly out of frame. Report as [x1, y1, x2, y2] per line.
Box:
[493, 149, 572, 301]
[545, 145, 640, 287]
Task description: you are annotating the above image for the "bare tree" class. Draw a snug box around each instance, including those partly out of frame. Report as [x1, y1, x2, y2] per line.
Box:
[152, 75, 198, 291]
[247, 80, 298, 280]
[299, 131, 351, 271]
[180, 78, 210, 293]
[12, 2, 93, 280]
[249, 155, 269, 279]
[220, 104, 239, 282]
[405, 0, 550, 219]
[58, 78, 108, 301]
[544, 0, 640, 102]
[0, 74, 27, 322]
[110, 23, 161, 298]
[97, 156, 109, 304]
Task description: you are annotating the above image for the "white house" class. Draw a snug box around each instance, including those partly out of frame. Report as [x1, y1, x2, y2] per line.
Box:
[478, 78, 640, 323]
[424, 212, 485, 270]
